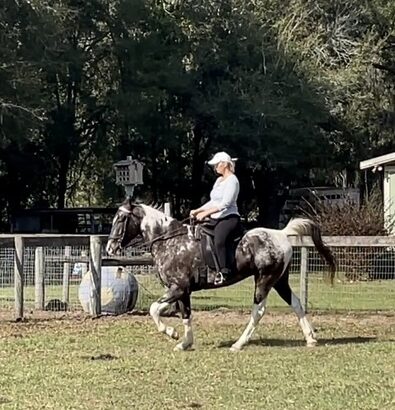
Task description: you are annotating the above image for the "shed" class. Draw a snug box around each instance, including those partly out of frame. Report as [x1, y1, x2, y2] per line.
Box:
[360, 152, 395, 233]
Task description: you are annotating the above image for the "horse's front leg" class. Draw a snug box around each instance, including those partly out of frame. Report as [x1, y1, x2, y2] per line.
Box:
[174, 292, 194, 351]
[149, 288, 180, 340]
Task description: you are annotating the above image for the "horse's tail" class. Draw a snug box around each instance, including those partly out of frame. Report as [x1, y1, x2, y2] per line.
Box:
[282, 218, 336, 284]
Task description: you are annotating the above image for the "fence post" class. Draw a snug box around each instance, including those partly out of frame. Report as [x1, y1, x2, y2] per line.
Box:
[89, 236, 102, 317]
[299, 246, 309, 313]
[164, 202, 171, 216]
[14, 236, 24, 320]
[62, 246, 71, 305]
[34, 247, 45, 310]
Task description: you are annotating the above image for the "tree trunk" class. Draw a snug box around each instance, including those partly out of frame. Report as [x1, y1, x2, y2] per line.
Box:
[253, 168, 285, 228]
[190, 119, 212, 207]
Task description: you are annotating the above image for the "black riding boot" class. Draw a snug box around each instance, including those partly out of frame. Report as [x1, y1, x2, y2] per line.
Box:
[214, 268, 231, 285]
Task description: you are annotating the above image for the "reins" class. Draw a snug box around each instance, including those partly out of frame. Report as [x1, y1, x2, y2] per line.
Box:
[116, 214, 193, 251]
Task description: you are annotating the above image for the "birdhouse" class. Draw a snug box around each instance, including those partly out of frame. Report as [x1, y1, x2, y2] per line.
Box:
[113, 156, 144, 186]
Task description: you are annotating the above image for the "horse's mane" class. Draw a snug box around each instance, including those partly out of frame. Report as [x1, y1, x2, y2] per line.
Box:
[148, 201, 162, 210]
[136, 200, 166, 213]
[139, 203, 185, 230]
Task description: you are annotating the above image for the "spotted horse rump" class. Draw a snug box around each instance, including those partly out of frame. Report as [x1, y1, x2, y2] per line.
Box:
[106, 198, 336, 351]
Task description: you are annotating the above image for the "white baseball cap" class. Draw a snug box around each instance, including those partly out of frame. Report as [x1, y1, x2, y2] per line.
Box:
[207, 151, 238, 165]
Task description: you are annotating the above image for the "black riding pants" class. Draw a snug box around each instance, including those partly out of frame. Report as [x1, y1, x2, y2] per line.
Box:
[213, 214, 240, 271]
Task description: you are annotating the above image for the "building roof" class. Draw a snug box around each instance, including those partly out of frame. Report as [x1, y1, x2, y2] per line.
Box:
[360, 152, 395, 170]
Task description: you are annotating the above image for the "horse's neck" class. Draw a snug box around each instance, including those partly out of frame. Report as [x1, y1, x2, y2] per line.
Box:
[140, 205, 178, 242]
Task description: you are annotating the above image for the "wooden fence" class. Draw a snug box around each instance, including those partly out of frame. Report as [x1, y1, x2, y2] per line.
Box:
[1, 234, 395, 320]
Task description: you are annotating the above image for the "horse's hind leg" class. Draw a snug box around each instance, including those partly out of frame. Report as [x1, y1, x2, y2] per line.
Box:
[150, 287, 182, 340]
[174, 292, 194, 351]
[230, 274, 271, 352]
[274, 269, 317, 347]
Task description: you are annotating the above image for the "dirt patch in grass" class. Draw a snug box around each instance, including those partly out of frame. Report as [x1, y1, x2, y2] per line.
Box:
[0, 309, 394, 340]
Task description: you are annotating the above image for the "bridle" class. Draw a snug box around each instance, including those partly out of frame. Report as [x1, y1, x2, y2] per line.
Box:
[107, 206, 143, 248]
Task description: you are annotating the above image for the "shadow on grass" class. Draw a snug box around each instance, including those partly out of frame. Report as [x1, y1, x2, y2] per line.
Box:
[218, 336, 379, 348]
[81, 353, 118, 361]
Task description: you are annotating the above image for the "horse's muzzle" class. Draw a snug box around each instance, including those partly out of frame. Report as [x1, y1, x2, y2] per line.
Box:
[106, 239, 120, 256]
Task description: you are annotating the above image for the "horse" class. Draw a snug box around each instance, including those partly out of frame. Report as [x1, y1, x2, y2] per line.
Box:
[106, 198, 336, 351]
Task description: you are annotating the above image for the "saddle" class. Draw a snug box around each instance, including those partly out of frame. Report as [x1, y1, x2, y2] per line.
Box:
[193, 219, 246, 285]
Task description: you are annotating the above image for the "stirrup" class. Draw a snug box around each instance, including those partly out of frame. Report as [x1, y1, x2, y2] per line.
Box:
[214, 269, 231, 285]
[214, 272, 225, 285]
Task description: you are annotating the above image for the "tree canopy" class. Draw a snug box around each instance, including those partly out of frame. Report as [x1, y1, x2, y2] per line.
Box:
[0, 0, 394, 228]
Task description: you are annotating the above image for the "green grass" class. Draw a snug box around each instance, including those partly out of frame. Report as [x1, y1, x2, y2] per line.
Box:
[0, 312, 394, 409]
[1, 274, 395, 313]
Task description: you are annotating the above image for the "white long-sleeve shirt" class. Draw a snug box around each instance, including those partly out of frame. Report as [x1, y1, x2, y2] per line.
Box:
[201, 174, 240, 219]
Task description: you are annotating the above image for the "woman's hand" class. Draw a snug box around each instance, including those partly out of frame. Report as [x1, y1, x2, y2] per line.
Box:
[196, 211, 210, 221]
[189, 209, 199, 218]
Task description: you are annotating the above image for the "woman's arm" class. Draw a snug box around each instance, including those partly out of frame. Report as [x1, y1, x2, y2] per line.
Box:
[194, 177, 239, 220]
[190, 200, 214, 217]
[190, 178, 222, 217]
[194, 205, 222, 221]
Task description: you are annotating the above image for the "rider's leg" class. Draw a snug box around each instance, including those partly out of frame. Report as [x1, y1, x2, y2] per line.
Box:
[213, 215, 239, 284]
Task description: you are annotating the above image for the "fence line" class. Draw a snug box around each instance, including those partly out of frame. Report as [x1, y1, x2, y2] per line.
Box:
[0, 234, 394, 320]
[2, 234, 395, 247]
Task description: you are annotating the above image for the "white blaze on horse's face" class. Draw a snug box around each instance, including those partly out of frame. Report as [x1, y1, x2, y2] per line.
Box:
[106, 206, 132, 256]
[106, 213, 121, 255]
[106, 239, 116, 256]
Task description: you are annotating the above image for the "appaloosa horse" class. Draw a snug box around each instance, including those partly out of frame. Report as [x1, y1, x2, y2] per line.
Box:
[106, 198, 336, 351]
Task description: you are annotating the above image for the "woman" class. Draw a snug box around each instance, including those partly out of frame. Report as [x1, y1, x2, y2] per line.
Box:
[190, 151, 240, 285]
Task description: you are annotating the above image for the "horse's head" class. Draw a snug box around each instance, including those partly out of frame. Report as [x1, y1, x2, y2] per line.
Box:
[106, 198, 144, 255]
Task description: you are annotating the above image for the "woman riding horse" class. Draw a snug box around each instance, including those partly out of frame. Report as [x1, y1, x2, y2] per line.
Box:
[106, 198, 336, 352]
[190, 151, 240, 285]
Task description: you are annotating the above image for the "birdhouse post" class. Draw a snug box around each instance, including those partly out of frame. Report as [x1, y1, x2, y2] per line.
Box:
[113, 156, 144, 198]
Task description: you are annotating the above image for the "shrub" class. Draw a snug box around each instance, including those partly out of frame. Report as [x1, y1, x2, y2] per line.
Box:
[302, 185, 394, 281]
[303, 185, 393, 236]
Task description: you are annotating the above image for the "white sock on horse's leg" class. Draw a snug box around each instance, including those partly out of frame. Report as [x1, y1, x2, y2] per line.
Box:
[291, 292, 317, 346]
[231, 299, 267, 351]
[174, 317, 194, 351]
[149, 301, 179, 339]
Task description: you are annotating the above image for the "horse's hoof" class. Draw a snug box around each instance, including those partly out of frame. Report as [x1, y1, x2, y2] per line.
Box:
[171, 330, 179, 340]
[307, 339, 317, 347]
[174, 342, 193, 351]
[230, 344, 242, 352]
[165, 327, 179, 340]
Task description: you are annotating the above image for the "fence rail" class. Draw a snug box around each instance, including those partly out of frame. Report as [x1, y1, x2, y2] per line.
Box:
[0, 234, 394, 320]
